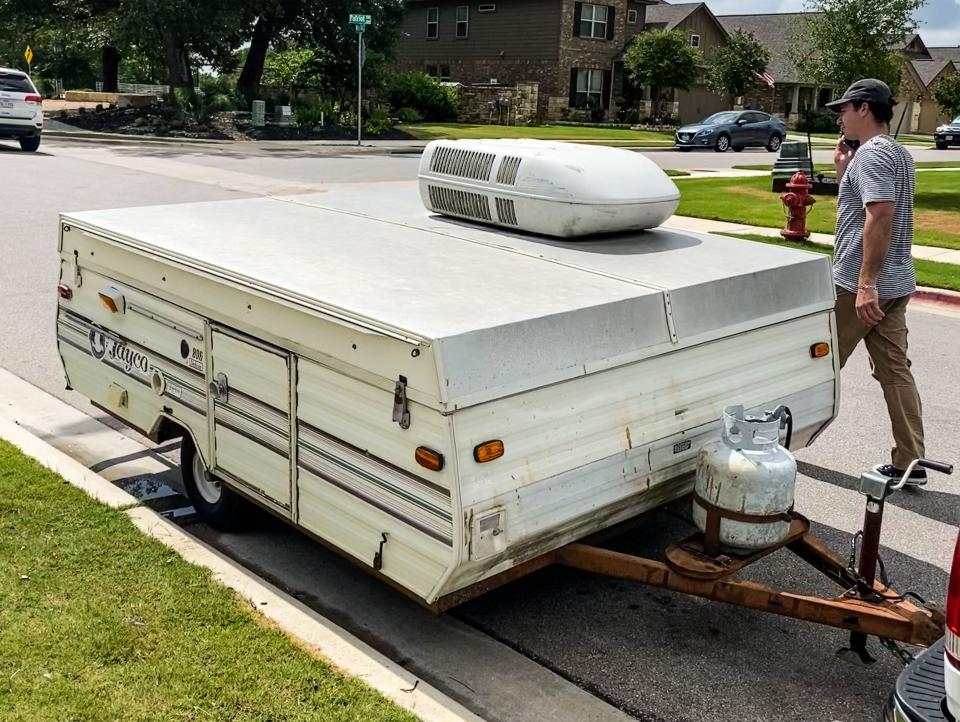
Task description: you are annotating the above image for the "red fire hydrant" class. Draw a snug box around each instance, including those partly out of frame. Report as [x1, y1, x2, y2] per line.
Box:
[779, 171, 816, 241]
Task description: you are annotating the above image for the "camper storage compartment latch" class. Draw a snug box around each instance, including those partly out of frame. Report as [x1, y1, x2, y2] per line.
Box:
[393, 376, 410, 429]
[208, 372, 229, 402]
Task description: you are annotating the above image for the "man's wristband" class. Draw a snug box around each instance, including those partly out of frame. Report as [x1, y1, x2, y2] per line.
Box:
[857, 284, 877, 291]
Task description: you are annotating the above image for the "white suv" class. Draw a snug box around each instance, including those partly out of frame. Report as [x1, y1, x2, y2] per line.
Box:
[0, 67, 43, 152]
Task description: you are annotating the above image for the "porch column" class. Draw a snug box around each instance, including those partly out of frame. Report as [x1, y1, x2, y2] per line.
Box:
[791, 85, 801, 117]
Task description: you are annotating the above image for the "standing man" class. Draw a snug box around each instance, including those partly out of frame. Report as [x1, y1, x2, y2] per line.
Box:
[826, 79, 926, 484]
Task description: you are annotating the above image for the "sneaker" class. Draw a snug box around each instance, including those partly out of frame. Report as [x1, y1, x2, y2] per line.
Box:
[875, 464, 927, 486]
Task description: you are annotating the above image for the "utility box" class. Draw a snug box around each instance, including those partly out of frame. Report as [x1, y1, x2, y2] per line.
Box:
[274, 105, 292, 126]
[251, 100, 266, 128]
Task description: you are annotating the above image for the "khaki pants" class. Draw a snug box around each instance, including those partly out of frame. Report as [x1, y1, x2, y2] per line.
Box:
[834, 288, 925, 468]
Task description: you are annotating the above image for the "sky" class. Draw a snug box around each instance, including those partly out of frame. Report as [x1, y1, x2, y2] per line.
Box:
[704, 0, 960, 48]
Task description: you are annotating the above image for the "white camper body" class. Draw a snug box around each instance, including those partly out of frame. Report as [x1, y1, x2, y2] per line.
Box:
[56, 180, 838, 607]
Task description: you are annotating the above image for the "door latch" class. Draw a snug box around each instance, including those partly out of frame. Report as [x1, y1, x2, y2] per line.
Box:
[208, 372, 229, 402]
[392, 375, 410, 429]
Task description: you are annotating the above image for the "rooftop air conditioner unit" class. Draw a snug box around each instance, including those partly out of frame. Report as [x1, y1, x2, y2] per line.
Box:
[418, 139, 680, 237]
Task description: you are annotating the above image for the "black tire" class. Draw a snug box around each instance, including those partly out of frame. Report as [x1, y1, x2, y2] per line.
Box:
[766, 133, 783, 152]
[19, 135, 41, 152]
[714, 134, 730, 152]
[936, 142, 948, 150]
[180, 434, 250, 531]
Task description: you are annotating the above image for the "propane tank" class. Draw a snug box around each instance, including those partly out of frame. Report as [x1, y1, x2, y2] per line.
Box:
[693, 405, 797, 554]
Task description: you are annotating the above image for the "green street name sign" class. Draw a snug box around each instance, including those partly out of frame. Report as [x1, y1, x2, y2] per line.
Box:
[349, 13, 372, 25]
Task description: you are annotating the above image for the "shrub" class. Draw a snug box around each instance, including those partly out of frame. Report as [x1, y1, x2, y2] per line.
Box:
[294, 104, 325, 128]
[618, 108, 641, 124]
[365, 108, 394, 134]
[207, 93, 238, 113]
[386, 72, 457, 121]
[795, 110, 837, 133]
[396, 106, 423, 124]
[338, 110, 357, 127]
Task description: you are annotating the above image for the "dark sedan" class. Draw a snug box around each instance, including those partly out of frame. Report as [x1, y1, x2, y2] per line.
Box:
[935, 115, 960, 149]
[675, 110, 786, 153]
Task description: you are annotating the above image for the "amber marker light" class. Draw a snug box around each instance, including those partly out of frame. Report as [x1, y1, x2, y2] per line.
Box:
[98, 287, 125, 314]
[474, 440, 504, 463]
[810, 342, 830, 359]
[415, 446, 444, 472]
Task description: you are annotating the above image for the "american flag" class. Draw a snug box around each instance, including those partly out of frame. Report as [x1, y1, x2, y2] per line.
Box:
[753, 70, 776, 88]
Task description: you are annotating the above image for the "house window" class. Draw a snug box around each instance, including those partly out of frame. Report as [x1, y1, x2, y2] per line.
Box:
[427, 7, 439, 38]
[440, 65, 451, 81]
[579, 4, 609, 39]
[574, 68, 604, 107]
[456, 6, 469, 38]
[478, 3, 496, 12]
[690, 34, 701, 48]
[626, 8, 638, 24]
[426, 64, 438, 77]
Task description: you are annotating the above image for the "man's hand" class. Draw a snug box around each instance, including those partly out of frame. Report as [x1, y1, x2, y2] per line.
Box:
[856, 287, 884, 327]
[834, 138, 855, 181]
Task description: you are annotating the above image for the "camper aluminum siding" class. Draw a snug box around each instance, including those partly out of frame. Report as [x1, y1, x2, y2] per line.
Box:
[56, 189, 837, 605]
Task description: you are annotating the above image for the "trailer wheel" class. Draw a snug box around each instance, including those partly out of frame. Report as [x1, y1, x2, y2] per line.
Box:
[180, 435, 250, 531]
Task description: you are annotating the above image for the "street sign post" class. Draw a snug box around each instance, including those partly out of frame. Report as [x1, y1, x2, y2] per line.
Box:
[349, 14, 373, 146]
[24, 46, 33, 74]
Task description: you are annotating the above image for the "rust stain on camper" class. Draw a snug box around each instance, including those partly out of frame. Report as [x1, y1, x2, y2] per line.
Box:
[625, 427, 633, 450]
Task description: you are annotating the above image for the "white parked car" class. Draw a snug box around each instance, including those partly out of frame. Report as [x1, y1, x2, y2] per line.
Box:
[0, 67, 43, 152]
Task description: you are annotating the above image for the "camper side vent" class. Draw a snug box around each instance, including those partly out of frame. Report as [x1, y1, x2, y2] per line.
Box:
[430, 146, 496, 181]
[496, 156, 522, 185]
[428, 185, 492, 221]
[495, 197, 518, 226]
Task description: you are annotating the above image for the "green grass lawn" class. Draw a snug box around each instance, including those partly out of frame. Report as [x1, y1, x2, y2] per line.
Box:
[403, 123, 675, 144]
[675, 171, 960, 251]
[0, 440, 418, 722]
[718, 233, 960, 292]
[732, 161, 960, 172]
[804, 132, 933, 145]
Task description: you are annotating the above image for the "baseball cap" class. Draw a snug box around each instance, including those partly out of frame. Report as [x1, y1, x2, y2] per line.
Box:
[825, 78, 896, 112]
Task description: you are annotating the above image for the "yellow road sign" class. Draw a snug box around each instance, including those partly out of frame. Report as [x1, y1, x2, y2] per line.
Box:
[24, 46, 33, 65]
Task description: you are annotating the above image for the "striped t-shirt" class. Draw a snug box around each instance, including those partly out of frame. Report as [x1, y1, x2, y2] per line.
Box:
[833, 135, 916, 298]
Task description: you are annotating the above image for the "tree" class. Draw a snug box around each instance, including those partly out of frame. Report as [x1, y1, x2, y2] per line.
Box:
[933, 73, 960, 119]
[235, 0, 404, 104]
[623, 29, 700, 119]
[791, 0, 925, 91]
[707, 30, 770, 100]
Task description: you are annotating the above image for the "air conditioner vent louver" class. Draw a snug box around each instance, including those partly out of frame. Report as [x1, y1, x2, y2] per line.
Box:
[496, 156, 522, 185]
[428, 185, 492, 221]
[495, 197, 518, 226]
[430, 146, 496, 181]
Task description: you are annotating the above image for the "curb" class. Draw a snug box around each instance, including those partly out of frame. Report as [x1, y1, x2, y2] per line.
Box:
[44, 129, 230, 145]
[914, 286, 960, 309]
[0, 402, 481, 722]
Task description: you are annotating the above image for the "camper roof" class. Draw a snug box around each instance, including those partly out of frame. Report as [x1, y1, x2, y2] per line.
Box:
[62, 185, 834, 407]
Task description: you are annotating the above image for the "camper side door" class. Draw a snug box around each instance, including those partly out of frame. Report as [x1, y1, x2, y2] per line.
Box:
[208, 325, 294, 516]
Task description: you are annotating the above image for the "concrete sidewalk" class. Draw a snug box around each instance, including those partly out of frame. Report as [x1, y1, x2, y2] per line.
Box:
[663, 214, 960, 266]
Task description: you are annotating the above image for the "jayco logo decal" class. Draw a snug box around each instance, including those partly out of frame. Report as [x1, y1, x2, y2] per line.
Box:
[88, 328, 150, 376]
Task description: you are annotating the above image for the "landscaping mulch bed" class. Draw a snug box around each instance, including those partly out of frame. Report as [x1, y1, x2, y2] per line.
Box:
[49, 106, 416, 142]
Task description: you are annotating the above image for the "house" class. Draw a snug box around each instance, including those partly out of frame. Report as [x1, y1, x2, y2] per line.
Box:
[929, 46, 960, 71]
[906, 58, 957, 131]
[628, 2, 731, 123]
[395, 0, 657, 121]
[716, 12, 834, 120]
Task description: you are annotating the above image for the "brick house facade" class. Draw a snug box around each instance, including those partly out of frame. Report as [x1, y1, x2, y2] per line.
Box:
[396, 0, 655, 120]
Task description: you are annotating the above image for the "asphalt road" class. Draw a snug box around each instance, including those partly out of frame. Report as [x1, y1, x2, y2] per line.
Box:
[2, 136, 959, 722]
